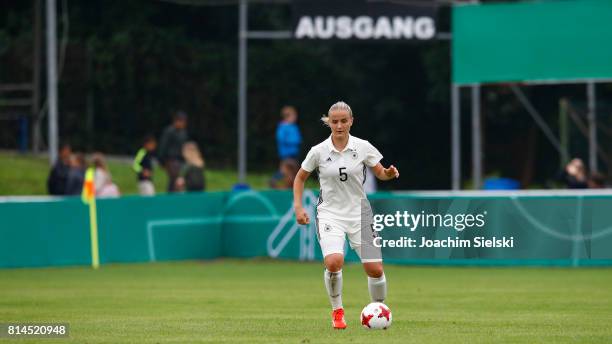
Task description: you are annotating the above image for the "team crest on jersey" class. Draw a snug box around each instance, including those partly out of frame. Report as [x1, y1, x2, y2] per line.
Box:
[352, 152, 358, 159]
[324, 224, 331, 232]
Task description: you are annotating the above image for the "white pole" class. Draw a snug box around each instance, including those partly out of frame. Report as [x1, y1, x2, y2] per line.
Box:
[46, 0, 58, 164]
[237, 0, 248, 183]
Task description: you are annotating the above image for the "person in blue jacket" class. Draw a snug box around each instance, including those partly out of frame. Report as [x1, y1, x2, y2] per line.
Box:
[276, 106, 302, 160]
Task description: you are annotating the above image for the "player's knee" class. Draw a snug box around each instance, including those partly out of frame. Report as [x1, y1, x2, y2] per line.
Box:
[324, 254, 344, 272]
[365, 263, 384, 278]
[326, 260, 343, 272]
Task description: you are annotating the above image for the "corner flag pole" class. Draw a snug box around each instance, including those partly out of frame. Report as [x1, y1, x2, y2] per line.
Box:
[82, 167, 100, 269]
[89, 195, 100, 269]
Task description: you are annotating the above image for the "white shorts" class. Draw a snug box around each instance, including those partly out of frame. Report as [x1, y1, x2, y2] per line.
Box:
[316, 217, 382, 263]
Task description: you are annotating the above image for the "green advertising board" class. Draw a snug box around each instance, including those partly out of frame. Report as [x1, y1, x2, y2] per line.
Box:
[452, 0, 612, 84]
[2, 190, 612, 268]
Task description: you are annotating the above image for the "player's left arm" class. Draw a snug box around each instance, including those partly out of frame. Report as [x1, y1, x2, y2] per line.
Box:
[372, 163, 399, 181]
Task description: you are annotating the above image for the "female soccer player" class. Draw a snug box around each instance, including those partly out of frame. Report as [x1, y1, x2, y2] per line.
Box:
[293, 101, 399, 329]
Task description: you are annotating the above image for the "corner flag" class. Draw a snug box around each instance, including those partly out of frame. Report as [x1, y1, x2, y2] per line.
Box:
[82, 167, 100, 269]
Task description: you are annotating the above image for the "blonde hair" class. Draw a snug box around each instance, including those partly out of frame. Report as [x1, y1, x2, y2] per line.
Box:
[182, 141, 205, 168]
[320, 101, 353, 126]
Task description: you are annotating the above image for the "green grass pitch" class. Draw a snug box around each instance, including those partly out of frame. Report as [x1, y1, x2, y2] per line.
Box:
[1, 260, 611, 343]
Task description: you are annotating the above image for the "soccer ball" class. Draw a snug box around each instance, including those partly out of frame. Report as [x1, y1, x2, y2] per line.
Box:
[360, 302, 392, 330]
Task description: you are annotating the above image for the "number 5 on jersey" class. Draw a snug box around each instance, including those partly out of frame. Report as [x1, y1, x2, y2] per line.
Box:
[339, 167, 347, 182]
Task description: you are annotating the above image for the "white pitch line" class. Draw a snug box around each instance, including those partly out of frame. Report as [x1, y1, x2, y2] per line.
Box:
[146, 217, 222, 262]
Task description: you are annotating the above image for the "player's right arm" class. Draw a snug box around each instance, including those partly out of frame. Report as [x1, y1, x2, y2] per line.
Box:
[293, 168, 311, 225]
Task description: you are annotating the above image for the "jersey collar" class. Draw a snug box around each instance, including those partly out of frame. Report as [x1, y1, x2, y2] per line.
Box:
[326, 134, 356, 153]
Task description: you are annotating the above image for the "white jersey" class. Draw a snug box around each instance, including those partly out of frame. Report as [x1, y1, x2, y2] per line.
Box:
[301, 134, 383, 222]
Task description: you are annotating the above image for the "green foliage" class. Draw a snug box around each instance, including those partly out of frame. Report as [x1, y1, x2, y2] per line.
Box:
[6, 1, 594, 188]
[0, 1, 459, 189]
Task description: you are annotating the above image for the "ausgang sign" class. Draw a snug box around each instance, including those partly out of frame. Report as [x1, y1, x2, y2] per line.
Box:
[293, 0, 437, 40]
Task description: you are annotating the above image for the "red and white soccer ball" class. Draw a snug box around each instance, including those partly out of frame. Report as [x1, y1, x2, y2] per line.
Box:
[360, 302, 392, 330]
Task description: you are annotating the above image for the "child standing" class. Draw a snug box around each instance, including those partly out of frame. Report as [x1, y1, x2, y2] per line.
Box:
[133, 135, 157, 196]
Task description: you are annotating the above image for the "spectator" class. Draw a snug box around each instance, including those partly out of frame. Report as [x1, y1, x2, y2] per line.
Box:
[176, 141, 205, 192]
[64, 153, 86, 195]
[276, 106, 302, 160]
[588, 172, 606, 189]
[158, 111, 189, 192]
[133, 135, 157, 196]
[47, 143, 72, 195]
[560, 158, 588, 189]
[270, 158, 299, 189]
[92, 153, 120, 197]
